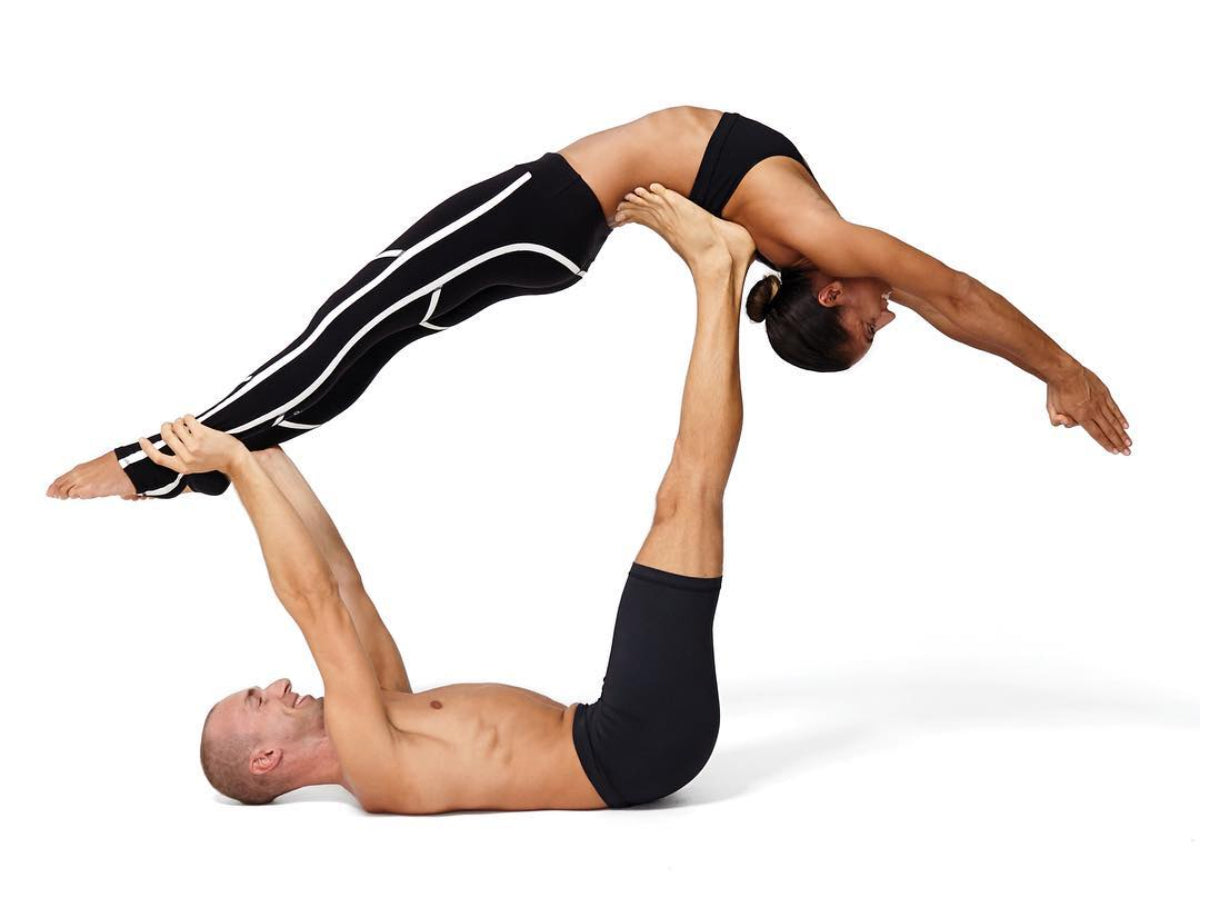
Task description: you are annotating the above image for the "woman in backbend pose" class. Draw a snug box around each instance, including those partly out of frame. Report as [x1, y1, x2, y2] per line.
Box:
[48, 106, 1129, 500]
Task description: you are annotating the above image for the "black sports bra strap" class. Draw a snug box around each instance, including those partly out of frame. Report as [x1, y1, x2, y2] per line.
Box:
[687, 111, 814, 219]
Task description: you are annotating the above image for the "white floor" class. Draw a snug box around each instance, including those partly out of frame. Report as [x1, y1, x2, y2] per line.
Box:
[7, 659, 1198, 911]
[3, 2, 1208, 911]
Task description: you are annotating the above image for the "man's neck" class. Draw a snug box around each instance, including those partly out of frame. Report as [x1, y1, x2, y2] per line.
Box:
[289, 732, 345, 790]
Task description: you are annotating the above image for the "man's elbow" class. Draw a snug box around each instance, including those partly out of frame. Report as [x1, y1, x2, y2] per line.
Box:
[274, 572, 341, 614]
[332, 563, 364, 595]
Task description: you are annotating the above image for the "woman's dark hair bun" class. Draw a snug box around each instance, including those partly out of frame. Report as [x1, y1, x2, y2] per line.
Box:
[746, 266, 856, 372]
[746, 274, 782, 323]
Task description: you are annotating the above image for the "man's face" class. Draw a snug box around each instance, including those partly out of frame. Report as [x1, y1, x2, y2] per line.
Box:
[207, 678, 325, 766]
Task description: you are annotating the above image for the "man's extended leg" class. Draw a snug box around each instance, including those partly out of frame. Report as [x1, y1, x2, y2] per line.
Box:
[569, 183, 754, 808]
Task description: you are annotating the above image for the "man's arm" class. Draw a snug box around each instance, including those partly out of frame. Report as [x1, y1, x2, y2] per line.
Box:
[139, 420, 402, 809]
[778, 209, 1131, 454]
[615, 183, 750, 577]
[251, 446, 410, 692]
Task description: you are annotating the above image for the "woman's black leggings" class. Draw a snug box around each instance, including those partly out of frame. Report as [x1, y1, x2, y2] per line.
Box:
[115, 152, 611, 497]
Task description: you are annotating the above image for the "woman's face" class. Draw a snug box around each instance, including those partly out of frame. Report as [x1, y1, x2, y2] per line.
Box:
[817, 276, 895, 365]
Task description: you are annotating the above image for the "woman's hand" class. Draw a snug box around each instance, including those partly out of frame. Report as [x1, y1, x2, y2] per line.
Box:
[1046, 364, 1131, 455]
[138, 415, 248, 475]
[614, 183, 755, 275]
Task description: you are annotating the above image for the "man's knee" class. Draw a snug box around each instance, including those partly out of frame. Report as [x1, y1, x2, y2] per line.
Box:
[653, 471, 724, 526]
[638, 704, 720, 805]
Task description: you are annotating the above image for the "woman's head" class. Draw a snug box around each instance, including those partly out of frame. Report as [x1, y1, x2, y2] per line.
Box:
[746, 267, 895, 371]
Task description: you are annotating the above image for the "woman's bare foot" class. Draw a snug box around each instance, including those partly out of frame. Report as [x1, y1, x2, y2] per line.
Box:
[47, 451, 137, 500]
[613, 182, 756, 277]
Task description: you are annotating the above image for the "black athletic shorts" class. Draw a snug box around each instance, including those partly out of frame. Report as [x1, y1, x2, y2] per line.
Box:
[572, 563, 721, 808]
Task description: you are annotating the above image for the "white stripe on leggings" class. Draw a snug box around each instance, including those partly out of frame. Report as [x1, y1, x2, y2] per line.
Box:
[144, 473, 184, 496]
[222, 242, 586, 436]
[122, 170, 534, 472]
[195, 171, 531, 423]
[118, 444, 155, 468]
[419, 288, 445, 331]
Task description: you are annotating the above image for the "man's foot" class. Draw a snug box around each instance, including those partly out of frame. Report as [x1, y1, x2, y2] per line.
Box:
[613, 182, 756, 275]
[47, 451, 138, 500]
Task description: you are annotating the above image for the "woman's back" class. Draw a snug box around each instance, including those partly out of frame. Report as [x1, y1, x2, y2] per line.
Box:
[560, 105, 835, 270]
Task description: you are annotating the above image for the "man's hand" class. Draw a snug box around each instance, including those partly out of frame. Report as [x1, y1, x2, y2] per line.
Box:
[138, 415, 247, 475]
[1046, 365, 1131, 455]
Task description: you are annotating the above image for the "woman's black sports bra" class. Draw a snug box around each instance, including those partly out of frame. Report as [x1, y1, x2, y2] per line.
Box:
[688, 111, 814, 270]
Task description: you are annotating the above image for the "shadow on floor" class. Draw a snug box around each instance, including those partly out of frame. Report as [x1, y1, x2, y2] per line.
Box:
[258, 784, 363, 808]
[652, 665, 1197, 808]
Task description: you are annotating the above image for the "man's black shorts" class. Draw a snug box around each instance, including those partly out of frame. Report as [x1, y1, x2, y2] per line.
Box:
[572, 563, 721, 808]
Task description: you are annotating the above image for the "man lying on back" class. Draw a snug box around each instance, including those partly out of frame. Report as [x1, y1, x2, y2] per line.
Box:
[142, 182, 752, 811]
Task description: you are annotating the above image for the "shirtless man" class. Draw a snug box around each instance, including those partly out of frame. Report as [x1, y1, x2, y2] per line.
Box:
[143, 183, 749, 811]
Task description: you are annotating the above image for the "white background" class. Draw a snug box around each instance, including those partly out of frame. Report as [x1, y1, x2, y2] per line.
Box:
[2, 1, 1210, 912]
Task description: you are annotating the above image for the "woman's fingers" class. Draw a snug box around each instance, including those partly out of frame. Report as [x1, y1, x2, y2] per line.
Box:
[1085, 418, 1121, 454]
[1096, 409, 1129, 454]
[183, 414, 204, 437]
[1102, 410, 1130, 454]
[1105, 395, 1131, 444]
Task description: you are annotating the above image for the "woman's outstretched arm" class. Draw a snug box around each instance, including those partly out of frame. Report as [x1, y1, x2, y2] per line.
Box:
[888, 285, 1129, 448]
[779, 209, 1131, 455]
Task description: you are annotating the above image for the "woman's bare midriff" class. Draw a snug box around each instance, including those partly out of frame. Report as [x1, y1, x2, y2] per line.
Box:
[557, 105, 836, 271]
[381, 685, 605, 812]
[558, 105, 724, 221]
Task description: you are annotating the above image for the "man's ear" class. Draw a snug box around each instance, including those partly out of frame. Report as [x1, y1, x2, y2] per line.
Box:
[250, 747, 283, 776]
[816, 280, 844, 308]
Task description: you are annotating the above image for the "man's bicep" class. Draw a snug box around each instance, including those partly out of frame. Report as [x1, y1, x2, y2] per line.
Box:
[258, 449, 411, 693]
[342, 587, 411, 694]
[299, 597, 397, 797]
